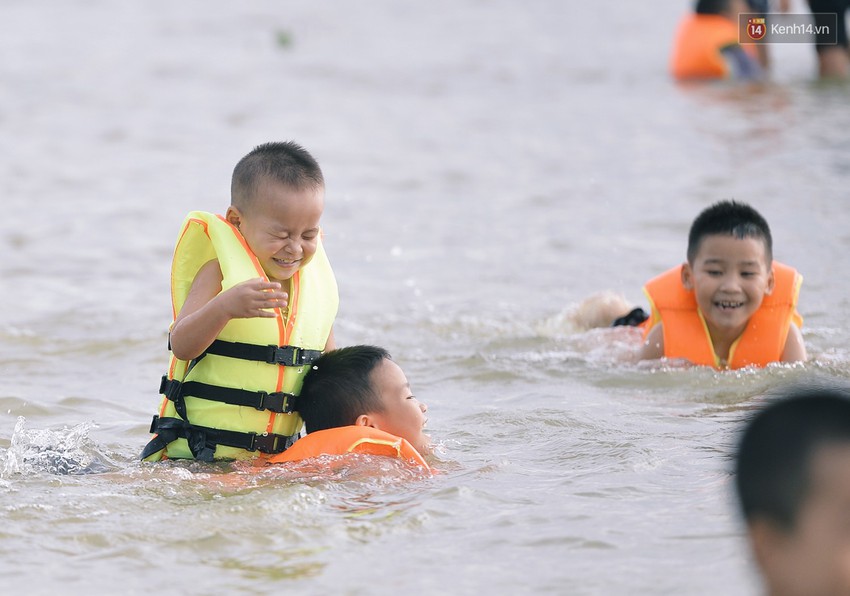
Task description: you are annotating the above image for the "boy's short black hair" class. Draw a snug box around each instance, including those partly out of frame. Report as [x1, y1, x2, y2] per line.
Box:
[231, 141, 324, 212]
[687, 200, 773, 264]
[695, 0, 731, 15]
[734, 383, 850, 531]
[296, 345, 390, 434]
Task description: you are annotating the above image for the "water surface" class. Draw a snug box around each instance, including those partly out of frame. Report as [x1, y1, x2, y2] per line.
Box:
[1, 1, 849, 594]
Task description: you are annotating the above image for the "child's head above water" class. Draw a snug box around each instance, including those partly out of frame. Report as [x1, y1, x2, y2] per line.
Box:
[735, 383, 850, 596]
[296, 345, 431, 454]
[686, 200, 773, 265]
[231, 140, 325, 209]
[226, 141, 326, 283]
[682, 200, 776, 341]
[694, 0, 745, 18]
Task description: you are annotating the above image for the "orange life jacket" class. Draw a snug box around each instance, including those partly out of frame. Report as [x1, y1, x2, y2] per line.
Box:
[642, 262, 803, 369]
[268, 426, 431, 473]
[670, 14, 756, 80]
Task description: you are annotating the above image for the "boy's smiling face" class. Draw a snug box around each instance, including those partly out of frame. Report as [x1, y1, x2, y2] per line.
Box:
[362, 358, 430, 454]
[226, 179, 324, 283]
[682, 234, 775, 343]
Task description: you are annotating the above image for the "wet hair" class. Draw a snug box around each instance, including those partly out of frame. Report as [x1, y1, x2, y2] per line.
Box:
[695, 0, 731, 15]
[687, 200, 773, 264]
[296, 345, 391, 434]
[230, 141, 324, 213]
[734, 383, 850, 531]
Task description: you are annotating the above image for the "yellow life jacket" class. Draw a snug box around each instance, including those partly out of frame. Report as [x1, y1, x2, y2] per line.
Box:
[141, 211, 338, 461]
[642, 261, 802, 369]
[268, 426, 431, 473]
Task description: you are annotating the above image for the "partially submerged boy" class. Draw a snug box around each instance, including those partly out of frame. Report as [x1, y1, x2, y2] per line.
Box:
[141, 141, 338, 462]
[269, 345, 431, 472]
[734, 383, 850, 595]
[639, 200, 806, 369]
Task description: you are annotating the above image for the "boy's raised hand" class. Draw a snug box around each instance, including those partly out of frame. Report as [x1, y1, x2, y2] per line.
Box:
[171, 264, 291, 361]
[218, 278, 289, 319]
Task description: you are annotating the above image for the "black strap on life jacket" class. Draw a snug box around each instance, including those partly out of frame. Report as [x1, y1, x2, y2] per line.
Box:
[140, 415, 298, 462]
[140, 339, 319, 461]
[159, 376, 298, 414]
[204, 340, 322, 367]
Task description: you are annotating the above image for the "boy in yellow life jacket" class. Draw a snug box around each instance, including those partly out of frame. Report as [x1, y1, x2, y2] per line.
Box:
[269, 345, 432, 472]
[141, 141, 339, 462]
[637, 200, 806, 369]
[734, 383, 850, 596]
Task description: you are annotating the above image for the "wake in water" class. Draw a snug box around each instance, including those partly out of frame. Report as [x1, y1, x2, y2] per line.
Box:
[0, 416, 121, 477]
[407, 288, 850, 382]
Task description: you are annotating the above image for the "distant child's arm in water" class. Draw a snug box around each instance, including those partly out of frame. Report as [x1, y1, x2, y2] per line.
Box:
[169, 259, 289, 361]
[781, 323, 807, 363]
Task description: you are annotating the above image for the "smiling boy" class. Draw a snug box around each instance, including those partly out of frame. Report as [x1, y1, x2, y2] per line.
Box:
[141, 142, 339, 462]
[639, 201, 806, 369]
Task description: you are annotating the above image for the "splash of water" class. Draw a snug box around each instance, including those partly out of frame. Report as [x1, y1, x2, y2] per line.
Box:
[1, 416, 117, 477]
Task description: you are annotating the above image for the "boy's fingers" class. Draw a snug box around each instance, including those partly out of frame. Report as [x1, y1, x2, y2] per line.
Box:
[246, 278, 282, 291]
[260, 295, 287, 306]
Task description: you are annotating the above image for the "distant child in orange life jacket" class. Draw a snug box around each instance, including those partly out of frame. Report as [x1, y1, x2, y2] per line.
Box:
[670, 0, 762, 80]
[268, 345, 432, 472]
[633, 200, 806, 369]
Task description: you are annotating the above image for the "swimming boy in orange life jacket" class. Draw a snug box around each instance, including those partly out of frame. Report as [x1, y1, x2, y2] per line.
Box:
[269, 345, 432, 472]
[638, 200, 806, 370]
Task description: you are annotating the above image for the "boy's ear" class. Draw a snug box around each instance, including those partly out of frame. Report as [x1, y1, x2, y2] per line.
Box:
[225, 206, 242, 229]
[681, 262, 694, 291]
[355, 414, 376, 428]
[765, 267, 776, 296]
[748, 518, 790, 582]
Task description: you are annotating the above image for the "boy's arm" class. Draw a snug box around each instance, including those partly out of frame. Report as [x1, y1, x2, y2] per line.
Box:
[639, 323, 665, 361]
[781, 323, 807, 363]
[169, 259, 288, 361]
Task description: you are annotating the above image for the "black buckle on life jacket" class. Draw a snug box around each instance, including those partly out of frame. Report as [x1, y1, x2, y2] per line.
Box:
[268, 345, 322, 366]
[248, 432, 290, 453]
[148, 414, 162, 434]
[203, 340, 322, 367]
[159, 376, 182, 401]
[255, 390, 297, 413]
